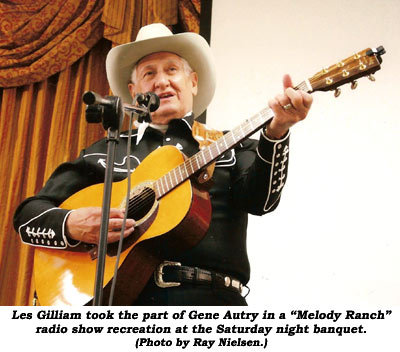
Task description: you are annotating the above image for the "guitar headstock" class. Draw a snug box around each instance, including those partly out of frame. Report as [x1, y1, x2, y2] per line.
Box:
[307, 46, 385, 96]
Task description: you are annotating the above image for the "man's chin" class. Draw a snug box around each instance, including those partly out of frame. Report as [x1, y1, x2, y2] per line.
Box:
[150, 108, 183, 125]
[150, 113, 180, 125]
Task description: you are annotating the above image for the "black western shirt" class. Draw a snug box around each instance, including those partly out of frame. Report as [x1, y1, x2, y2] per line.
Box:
[14, 115, 290, 284]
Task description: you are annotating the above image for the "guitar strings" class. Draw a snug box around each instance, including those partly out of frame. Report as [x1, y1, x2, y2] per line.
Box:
[126, 187, 156, 217]
[126, 188, 154, 209]
[155, 111, 267, 198]
[125, 148, 213, 215]
[154, 111, 269, 199]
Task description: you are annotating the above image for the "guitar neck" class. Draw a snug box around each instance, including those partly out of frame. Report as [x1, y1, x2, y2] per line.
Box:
[154, 81, 311, 199]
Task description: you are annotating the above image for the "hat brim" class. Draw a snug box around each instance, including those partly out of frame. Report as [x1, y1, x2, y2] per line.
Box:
[106, 32, 216, 118]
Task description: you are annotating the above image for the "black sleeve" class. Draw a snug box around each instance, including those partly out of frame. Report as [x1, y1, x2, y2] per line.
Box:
[230, 129, 290, 215]
[13, 150, 100, 249]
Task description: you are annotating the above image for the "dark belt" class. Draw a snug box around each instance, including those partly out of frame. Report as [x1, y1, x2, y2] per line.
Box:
[154, 261, 244, 295]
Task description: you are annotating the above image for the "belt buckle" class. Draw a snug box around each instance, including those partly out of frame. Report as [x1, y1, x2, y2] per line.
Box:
[154, 261, 181, 288]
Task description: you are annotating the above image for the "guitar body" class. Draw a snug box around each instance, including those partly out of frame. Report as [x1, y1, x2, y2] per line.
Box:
[34, 146, 212, 305]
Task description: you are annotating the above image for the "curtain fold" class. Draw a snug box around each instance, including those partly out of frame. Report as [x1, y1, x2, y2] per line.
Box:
[102, 0, 180, 45]
[0, 0, 105, 87]
[0, 0, 201, 306]
[179, 0, 200, 32]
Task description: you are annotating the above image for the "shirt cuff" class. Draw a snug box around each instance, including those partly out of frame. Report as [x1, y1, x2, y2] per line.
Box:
[257, 128, 290, 164]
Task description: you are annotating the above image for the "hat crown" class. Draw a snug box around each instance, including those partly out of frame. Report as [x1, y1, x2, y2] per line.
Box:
[136, 23, 173, 42]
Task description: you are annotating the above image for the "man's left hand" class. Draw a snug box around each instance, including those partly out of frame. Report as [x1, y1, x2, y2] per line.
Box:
[266, 74, 313, 139]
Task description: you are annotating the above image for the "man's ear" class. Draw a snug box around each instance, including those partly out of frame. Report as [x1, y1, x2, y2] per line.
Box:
[190, 72, 198, 96]
[128, 82, 136, 99]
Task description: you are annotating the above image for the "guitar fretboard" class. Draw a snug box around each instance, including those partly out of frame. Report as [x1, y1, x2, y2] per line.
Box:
[153, 80, 311, 199]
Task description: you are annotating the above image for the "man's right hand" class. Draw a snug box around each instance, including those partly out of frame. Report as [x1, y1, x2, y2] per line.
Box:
[66, 207, 135, 244]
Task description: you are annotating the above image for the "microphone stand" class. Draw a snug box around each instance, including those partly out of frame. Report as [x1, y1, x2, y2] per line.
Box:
[83, 91, 155, 305]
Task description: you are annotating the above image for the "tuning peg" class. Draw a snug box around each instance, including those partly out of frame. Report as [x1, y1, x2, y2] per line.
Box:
[334, 88, 341, 97]
[351, 81, 358, 90]
[368, 74, 376, 82]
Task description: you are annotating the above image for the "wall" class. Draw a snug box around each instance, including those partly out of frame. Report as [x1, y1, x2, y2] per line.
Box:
[209, 0, 400, 305]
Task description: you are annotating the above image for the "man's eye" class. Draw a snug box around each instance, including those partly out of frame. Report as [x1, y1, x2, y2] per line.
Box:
[144, 71, 153, 77]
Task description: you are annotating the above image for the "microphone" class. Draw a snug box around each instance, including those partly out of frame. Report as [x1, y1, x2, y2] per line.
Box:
[82, 91, 122, 130]
[136, 92, 160, 112]
[125, 92, 160, 123]
[83, 91, 116, 106]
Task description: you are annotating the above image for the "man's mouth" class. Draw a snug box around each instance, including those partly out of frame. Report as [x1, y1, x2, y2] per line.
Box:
[158, 92, 174, 100]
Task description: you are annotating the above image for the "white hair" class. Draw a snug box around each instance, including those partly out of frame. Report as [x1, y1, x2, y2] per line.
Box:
[130, 54, 194, 84]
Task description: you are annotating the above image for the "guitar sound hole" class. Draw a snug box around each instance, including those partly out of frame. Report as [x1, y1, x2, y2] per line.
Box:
[127, 187, 156, 222]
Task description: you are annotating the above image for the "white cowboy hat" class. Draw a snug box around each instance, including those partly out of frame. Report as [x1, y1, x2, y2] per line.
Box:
[106, 23, 216, 118]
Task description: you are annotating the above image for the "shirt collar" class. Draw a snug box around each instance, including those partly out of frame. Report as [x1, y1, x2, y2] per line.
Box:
[174, 112, 195, 131]
[134, 112, 195, 145]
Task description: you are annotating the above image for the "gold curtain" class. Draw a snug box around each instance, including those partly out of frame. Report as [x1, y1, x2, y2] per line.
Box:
[0, 0, 200, 306]
[0, 0, 105, 87]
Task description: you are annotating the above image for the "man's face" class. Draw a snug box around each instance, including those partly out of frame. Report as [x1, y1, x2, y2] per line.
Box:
[128, 52, 198, 125]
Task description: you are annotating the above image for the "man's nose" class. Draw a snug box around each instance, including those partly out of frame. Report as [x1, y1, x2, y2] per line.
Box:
[153, 71, 169, 89]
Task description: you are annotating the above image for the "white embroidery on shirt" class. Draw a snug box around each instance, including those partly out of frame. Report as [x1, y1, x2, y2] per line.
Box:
[26, 226, 56, 239]
[96, 155, 140, 173]
[215, 150, 236, 167]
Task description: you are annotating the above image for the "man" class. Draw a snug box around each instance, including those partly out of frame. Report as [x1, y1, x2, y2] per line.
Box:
[13, 23, 312, 305]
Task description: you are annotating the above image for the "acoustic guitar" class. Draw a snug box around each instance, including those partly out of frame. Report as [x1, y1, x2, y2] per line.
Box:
[34, 46, 385, 305]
